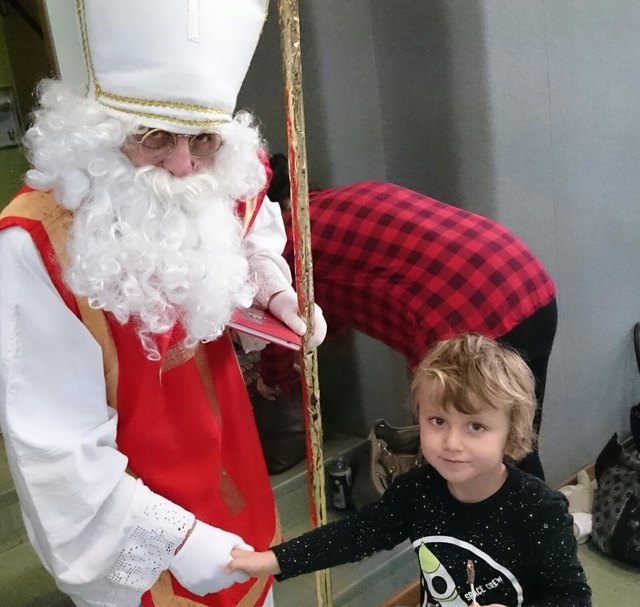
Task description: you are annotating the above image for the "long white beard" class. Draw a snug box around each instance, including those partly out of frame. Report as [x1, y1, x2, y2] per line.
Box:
[64, 154, 256, 359]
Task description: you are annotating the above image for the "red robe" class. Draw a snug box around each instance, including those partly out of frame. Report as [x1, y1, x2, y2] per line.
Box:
[0, 187, 278, 607]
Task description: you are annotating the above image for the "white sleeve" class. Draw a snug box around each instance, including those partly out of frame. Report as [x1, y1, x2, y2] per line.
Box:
[0, 228, 195, 607]
[244, 196, 293, 309]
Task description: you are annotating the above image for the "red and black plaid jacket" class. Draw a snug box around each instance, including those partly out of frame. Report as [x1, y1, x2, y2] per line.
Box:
[261, 181, 555, 386]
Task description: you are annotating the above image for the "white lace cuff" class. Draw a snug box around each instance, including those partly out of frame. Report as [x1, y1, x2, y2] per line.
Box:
[56, 483, 195, 607]
[106, 483, 194, 592]
[108, 499, 193, 590]
[237, 332, 269, 353]
[251, 259, 292, 309]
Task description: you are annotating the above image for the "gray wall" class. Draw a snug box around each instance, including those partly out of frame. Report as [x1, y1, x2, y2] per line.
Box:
[240, 0, 640, 487]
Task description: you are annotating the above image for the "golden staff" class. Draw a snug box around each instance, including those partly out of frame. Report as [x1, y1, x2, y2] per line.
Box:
[276, 1, 333, 605]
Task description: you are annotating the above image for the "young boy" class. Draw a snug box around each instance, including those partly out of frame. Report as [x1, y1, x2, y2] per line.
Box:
[228, 334, 592, 607]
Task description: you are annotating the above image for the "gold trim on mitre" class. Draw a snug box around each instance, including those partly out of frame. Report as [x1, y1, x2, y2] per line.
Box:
[97, 102, 230, 129]
[75, 0, 270, 131]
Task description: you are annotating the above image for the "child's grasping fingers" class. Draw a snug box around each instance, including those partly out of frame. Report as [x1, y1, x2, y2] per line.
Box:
[226, 548, 281, 577]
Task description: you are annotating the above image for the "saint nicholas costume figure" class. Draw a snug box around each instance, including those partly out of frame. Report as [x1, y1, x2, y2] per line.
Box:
[0, 1, 325, 606]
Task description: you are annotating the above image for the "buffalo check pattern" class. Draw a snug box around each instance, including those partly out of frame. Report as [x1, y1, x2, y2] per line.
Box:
[263, 181, 555, 386]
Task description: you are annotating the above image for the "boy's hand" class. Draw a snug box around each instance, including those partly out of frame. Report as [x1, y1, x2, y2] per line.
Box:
[469, 602, 508, 607]
[226, 548, 281, 577]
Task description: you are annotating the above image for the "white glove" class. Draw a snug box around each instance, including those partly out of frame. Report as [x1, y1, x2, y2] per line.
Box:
[169, 521, 254, 596]
[268, 289, 327, 349]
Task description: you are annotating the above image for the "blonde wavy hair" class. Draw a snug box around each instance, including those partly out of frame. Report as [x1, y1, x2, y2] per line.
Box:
[411, 334, 537, 461]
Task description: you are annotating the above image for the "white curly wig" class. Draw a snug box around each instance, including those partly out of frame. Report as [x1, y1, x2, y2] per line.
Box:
[23, 80, 268, 358]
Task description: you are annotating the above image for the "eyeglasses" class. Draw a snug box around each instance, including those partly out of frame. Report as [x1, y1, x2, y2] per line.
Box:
[132, 128, 223, 161]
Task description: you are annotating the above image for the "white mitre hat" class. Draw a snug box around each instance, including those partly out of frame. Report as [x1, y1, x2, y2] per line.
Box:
[76, 0, 268, 132]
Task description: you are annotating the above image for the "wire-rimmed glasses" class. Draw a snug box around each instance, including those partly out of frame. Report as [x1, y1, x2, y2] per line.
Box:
[132, 128, 223, 161]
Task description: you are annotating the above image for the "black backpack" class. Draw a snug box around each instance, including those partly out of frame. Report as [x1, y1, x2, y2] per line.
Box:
[591, 431, 640, 565]
[590, 324, 640, 565]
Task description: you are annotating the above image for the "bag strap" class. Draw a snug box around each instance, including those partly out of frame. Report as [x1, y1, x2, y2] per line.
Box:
[634, 322, 640, 376]
[595, 433, 622, 483]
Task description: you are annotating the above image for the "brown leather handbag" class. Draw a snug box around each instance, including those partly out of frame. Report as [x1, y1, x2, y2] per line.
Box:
[352, 418, 424, 509]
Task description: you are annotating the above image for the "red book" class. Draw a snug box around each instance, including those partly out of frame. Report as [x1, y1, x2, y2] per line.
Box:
[228, 306, 302, 351]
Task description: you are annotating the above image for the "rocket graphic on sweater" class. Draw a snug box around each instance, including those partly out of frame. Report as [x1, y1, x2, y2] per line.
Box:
[414, 537, 524, 607]
[418, 544, 468, 606]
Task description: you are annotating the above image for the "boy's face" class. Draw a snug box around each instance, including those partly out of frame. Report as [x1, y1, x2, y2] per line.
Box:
[417, 385, 510, 502]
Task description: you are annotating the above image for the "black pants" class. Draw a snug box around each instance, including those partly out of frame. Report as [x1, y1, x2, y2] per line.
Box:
[499, 298, 558, 480]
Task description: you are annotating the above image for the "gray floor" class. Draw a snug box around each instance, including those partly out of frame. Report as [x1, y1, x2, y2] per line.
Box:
[578, 542, 639, 607]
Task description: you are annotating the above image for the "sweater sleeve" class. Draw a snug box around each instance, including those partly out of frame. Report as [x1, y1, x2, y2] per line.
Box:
[523, 494, 592, 607]
[272, 474, 414, 580]
[0, 228, 195, 606]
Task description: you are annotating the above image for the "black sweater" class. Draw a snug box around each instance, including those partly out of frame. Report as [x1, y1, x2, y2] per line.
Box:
[273, 464, 591, 607]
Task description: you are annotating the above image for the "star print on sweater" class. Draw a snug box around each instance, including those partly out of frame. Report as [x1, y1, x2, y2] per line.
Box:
[272, 463, 591, 607]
